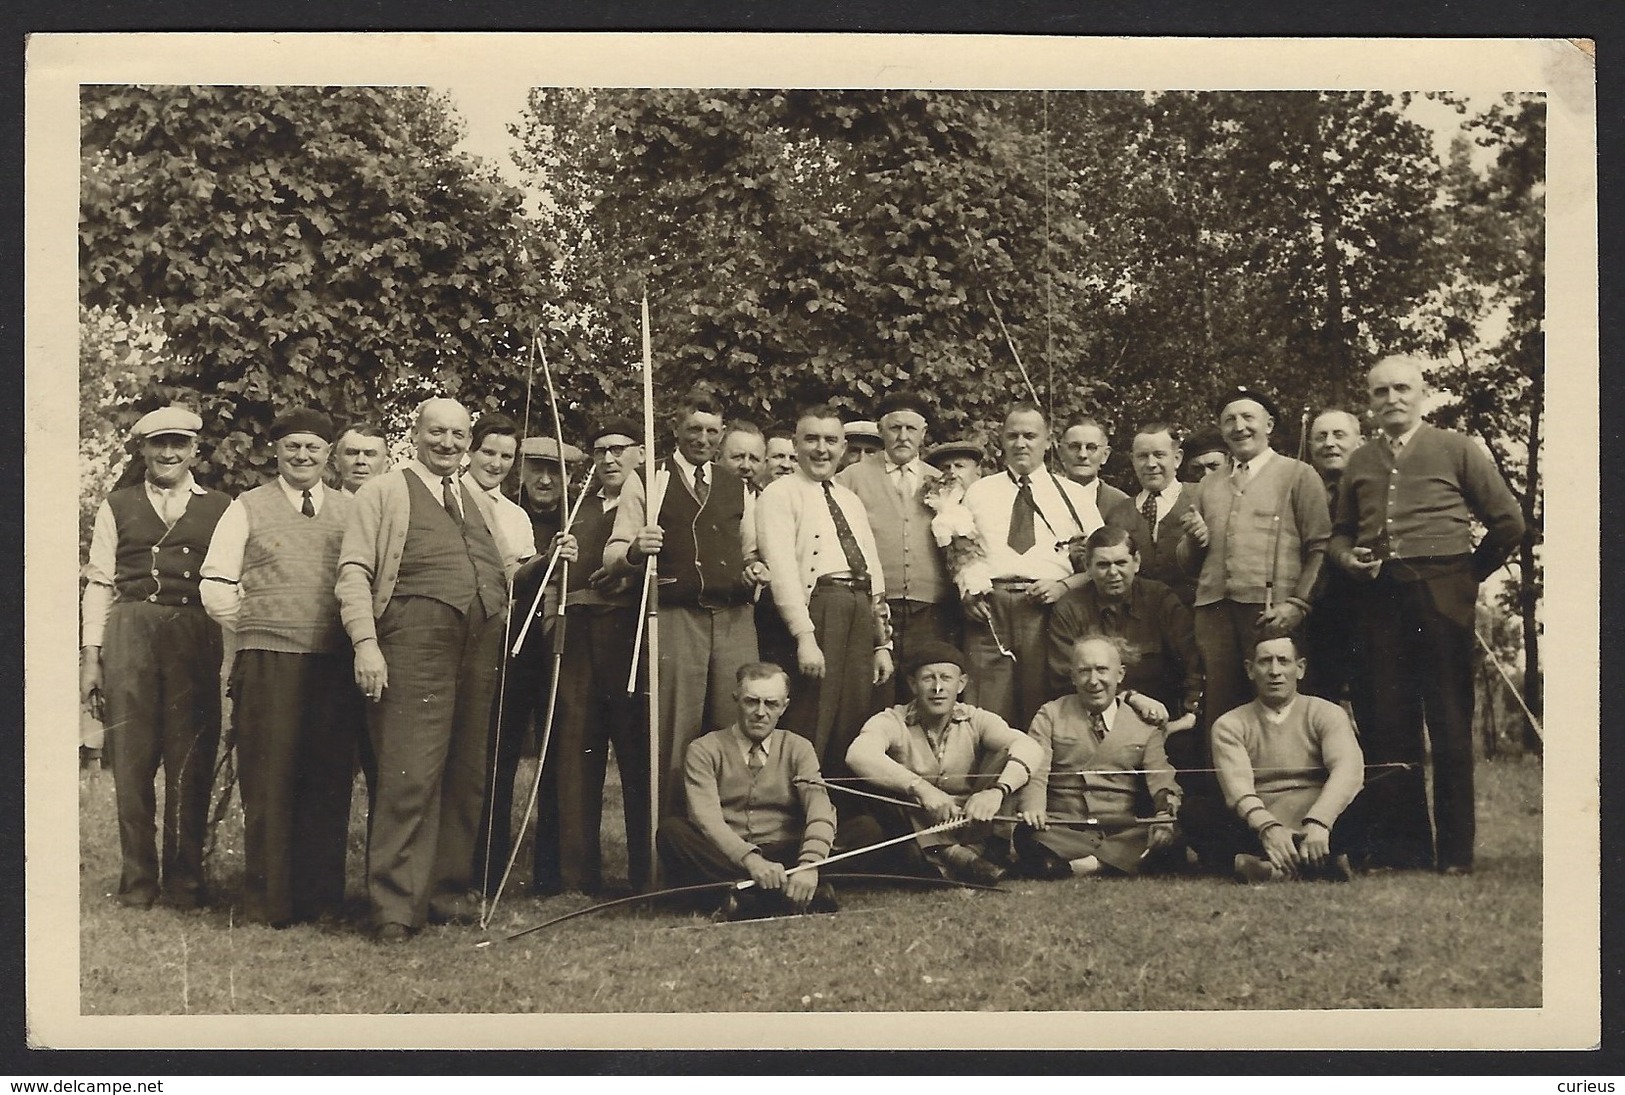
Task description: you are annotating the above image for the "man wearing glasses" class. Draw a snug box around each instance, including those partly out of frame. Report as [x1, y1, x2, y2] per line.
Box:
[1058, 418, 1136, 530]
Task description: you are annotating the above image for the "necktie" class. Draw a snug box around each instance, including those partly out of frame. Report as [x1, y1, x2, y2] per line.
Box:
[822, 481, 868, 576]
[300, 489, 315, 518]
[1140, 489, 1160, 531]
[693, 463, 710, 505]
[893, 463, 913, 502]
[1007, 475, 1036, 553]
[747, 741, 766, 773]
[442, 476, 463, 525]
[1233, 462, 1251, 492]
[1100, 604, 1119, 633]
[1089, 710, 1108, 743]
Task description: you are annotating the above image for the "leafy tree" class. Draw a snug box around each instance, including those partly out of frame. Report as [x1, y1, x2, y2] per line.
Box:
[80, 84, 540, 496]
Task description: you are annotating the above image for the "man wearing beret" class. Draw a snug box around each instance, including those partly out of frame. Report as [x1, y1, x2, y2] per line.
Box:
[1178, 386, 1331, 739]
[1329, 356, 1524, 874]
[1182, 426, 1230, 482]
[201, 408, 359, 926]
[552, 418, 653, 894]
[80, 405, 231, 910]
[846, 641, 1042, 885]
[336, 397, 516, 941]
[838, 390, 960, 707]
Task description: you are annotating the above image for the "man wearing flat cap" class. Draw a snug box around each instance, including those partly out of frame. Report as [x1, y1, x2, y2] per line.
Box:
[838, 390, 960, 706]
[924, 440, 985, 488]
[477, 429, 582, 897]
[336, 397, 517, 941]
[80, 405, 231, 910]
[846, 641, 1042, 886]
[201, 407, 358, 926]
[1178, 386, 1331, 739]
[840, 420, 882, 471]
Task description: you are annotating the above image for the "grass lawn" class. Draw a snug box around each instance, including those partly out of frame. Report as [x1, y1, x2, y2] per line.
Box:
[76, 754, 1542, 1015]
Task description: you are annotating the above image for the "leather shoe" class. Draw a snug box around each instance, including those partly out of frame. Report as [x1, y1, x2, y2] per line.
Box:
[165, 887, 207, 911]
[1233, 853, 1286, 884]
[927, 845, 1007, 886]
[117, 886, 158, 910]
[807, 882, 839, 914]
[374, 922, 414, 944]
[1439, 863, 1474, 877]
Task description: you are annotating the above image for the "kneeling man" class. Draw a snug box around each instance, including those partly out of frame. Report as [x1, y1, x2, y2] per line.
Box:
[658, 662, 840, 919]
[846, 642, 1042, 885]
[1016, 634, 1180, 879]
[1189, 627, 1365, 882]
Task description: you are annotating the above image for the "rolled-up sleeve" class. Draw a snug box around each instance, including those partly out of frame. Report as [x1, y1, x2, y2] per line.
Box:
[80, 501, 118, 649]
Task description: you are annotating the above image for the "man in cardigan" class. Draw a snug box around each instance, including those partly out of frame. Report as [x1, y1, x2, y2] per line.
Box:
[1184, 628, 1363, 883]
[1118, 422, 1199, 606]
[959, 403, 1102, 732]
[79, 406, 231, 910]
[658, 662, 839, 919]
[1059, 418, 1137, 530]
[1178, 387, 1331, 738]
[837, 390, 959, 707]
[200, 407, 358, 926]
[1330, 356, 1524, 874]
[846, 642, 1042, 885]
[553, 418, 652, 895]
[337, 397, 514, 941]
[1016, 634, 1180, 879]
[605, 389, 764, 820]
[757, 404, 892, 778]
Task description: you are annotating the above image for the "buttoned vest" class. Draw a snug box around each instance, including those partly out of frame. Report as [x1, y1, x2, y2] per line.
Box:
[109, 485, 231, 608]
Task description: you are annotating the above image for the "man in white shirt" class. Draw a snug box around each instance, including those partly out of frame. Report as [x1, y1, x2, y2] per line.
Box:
[960, 403, 1102, 731]
[757, 404, 893, 776]
[605, 389, 765, 819]
[200, 407, 358, 926]
[80, 405, 231, 911]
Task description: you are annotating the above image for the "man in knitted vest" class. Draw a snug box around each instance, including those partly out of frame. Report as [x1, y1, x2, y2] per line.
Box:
[201, 407, 358, 926]
[1329, 356, 1524, 874]
[837, 389, 960, 708]
[1184, 627, 1364, 883]
[1178, 386, 1331, 745]
[336, 397, 514, 942]
[658, 662, 840, 920]
[79, 406, 230, 910]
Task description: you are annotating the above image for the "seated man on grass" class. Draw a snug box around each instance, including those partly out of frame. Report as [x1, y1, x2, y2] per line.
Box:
[1183, 627, 1364, 883]
[657, 661, 842, 921]
[845, 641, 1043, 886]
[1016, 634, 1180, 879]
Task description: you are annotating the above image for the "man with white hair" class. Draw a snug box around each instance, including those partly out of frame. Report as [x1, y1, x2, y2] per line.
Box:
[337, 397, 514, 941]
[1329, 356, 1523, 875]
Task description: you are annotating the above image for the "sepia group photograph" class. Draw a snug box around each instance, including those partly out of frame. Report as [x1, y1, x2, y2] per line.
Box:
[24, 31, 1599, 1052]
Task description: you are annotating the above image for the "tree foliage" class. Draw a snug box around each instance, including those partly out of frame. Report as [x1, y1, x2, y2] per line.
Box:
[80, 84, 540, 494]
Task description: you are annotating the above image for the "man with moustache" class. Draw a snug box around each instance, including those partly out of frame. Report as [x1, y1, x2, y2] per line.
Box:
[1329, 356, 1523, 875]
[606, 389, 765, 819]
[1178, 387, 1331, 735]
[757, 405, 892, 776]
[846, 643, 1042, 885]
[1302, 410, 1365, 706]
[1059, 418, 1136, 529]
[719, 421, 768, 496]
[201, 407, 358, 926]
[1017, 635, 1181, 879]
[838, 390, 958, 706]
[333, 424, 391, 495]
[657, 662, 839, 919]
[80, 406, 231, 910]
[1119, 422, 1200, 607]
[959, 403, 1102, 731]
[553, 418, 653, 895]
[336, 397, 513, 941]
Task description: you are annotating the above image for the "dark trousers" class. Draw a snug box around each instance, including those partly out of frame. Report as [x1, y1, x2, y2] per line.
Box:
[554, 604, 652, 893]
[656, 814, 883, 885]
[1194, 599, 1266, 731]
[367, 596, 503, 928]
[783, 582, 874, 779]
[1355, 567, 1480, 870]
[880, 598, 960, 708]
[475, 608, 554, 896]
[103, 602, 223, 904]
[230, 648, 359, 925]
[1181, 793, 1363, 871]
[962, 586, 1050, 733]
[1302, 577, 1367, 710]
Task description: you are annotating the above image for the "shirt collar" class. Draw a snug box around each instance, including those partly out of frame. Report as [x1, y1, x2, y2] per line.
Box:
[1137, 479, 1181, 506]
[145, 473, 206, 498]
[1387, 423, 1423, 450]
[727, 724, 772, 760]
[406, 459, 458, 487]
[887, 457, 921, 476]
[275, 477, 325, 509]
[903, 700, 975, 728]
[1233, 446, 1276, 476]
[672, 449, 708, 478]
[1259, 696, 1298, 725]
[1089, 577, 1143, 619]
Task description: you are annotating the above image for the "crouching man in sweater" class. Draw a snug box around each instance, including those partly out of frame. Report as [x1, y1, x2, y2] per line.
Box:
[658, 662, 842, 921]
[1182, 627, 1365, 883]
